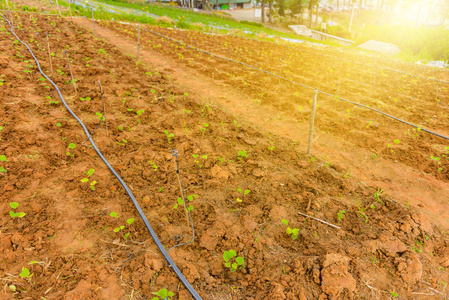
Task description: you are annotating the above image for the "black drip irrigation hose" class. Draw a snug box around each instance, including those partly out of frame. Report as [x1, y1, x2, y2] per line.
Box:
[0, 13, 202, 300]
[137, 25, 449, 141]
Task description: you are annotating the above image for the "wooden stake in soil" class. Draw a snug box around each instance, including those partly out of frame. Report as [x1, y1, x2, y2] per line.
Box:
[68, 1, 73, 20]
[173, 154, 191, 230]
[298, 211, 340, 229]
[91, 8, 96, 37]
[46, 33, 54, 75]
[64, 50, 77, 94]
[136, 23, 141, 59]
[55, 0, 63, 17]
[307, 90, 318, 155]
[98, 80, 108, 137]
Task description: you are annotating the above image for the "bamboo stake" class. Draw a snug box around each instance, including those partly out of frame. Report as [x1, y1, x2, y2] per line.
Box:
[173, 154, 190, 230]
[6, 0, 10, 10]
[91, 8, 96, 36]
[307, 90, 318, 155]
[64, 50, 77, 94]
[55, 0, 62, 17]
[298, 211, 340, 229]
[136, 23, 140, 59]
[98, 80, 108, 137]
[46, 33, 53, 75]
[68, 1, 73, 20]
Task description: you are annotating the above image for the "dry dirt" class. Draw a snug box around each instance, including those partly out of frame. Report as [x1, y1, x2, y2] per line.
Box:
[1, 8, 449, 300]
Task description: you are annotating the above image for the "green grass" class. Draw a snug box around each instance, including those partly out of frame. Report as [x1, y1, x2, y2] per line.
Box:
[60, 0, 340, 45]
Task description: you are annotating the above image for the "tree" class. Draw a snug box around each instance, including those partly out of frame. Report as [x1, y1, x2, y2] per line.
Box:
[309, 0, 318, 27]
[279, 0, 285, 16]
[262, 0, 266, 23]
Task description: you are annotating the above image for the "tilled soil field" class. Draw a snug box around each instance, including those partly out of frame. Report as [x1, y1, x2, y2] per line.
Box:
[1, 10, 449, 300]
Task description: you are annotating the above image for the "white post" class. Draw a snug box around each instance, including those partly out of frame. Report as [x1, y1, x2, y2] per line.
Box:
[91, 8, 96, 36]
[349, 4, 355, 32]
[307, 91, 318, 155]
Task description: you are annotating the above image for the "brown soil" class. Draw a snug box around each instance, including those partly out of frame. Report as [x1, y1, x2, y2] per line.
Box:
[1, 9, 449, 300]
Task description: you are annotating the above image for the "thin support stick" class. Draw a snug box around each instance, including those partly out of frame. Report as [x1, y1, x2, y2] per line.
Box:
[6, 0, 9, 10]
[46, 33, 53, 75]
[99, 80, 108, 137]
[68, 1, 73, 20]
[64, 50, 77, 94]
[298, 211, 340, 229]
[173, 156, 191, 230]
[91, 8, 96, 36]
[136, 23, 140, 59]
[307, 90, 318, 155]
[436, 82, 440, 102]
[55, 0, 62, 17]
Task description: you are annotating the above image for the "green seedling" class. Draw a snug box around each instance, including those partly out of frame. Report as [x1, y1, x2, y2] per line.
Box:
[81, 169, 97, 191]
[281, 219, 299, 240]
[337, 210, 345, 222]
[174, 194, 197, 211]
[19, 267, 33, 284]
[390, 291, 398, 298]
[9, 202, 26, 218]
[96, 112, 105, 121]
[374, 189, 384, 204]
[151, 288, 174, 300]
[431, 155, 444, 173]
[79, 96, 91, 102]
[223, 250, 245, 272]
[66, 143, 76, 157]
[237, 150, 247, 161]
[192, 154, 208, 168]
[116, 139, 128, 146]
[0, 155, 7, 162]
[236, 188, 250, 203]
[164, 130, 174, 143]
[357, 202, 369, 223]
[148, 161, 158, 171]
[199, 122, 209, 134]
[110, 213, 134, 239]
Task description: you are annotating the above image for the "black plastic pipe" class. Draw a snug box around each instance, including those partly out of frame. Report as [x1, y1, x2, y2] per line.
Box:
[0, 13, 202, 300]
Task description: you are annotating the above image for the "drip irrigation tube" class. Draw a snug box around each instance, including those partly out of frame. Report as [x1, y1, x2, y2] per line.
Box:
[138, 25, 449, 141]
[0, 13, 202, 300]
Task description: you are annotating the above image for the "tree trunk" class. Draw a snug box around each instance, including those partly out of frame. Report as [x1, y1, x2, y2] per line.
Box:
[279, 0, 284, 16]
[269, 1, 273, 23]
[309, 2, 313, 27]
[315, 5, 319, 27]
[359, 0, 362, 14]
[262, 0, 265, 23]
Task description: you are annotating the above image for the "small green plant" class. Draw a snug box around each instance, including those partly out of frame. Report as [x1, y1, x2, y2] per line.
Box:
[390, 291, 398, 298]
[9, 202, 26, 218]
[223, 250, 245, 272]
[374, 189, 384, 204]
[164, 130, 174, 143]
[66, 143, 76, 157]
[192, 154, 208, 168]
[236, 188, 250, 203]
[431, 155, 444, 173]
[81, 169, 97, 191]
[337, 210, 345, 222]
[151, 288, 174, 300]
[281, 219, 299, 240]
[237, 150, 247, 160]
[110, 212, 135, 239]
[0, 155, 7, 162]
[19, 267, 33, 284]
[148, 160, 158, 171]
[79, 96, 91, 101]
[199, 122, 209, 134]
[357, 202, 369, 223]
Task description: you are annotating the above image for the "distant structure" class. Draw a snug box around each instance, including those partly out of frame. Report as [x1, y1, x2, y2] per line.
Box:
[357, 40, 400, 55]
[209, 0, 251, 10]
[289, 25, 355, 46]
